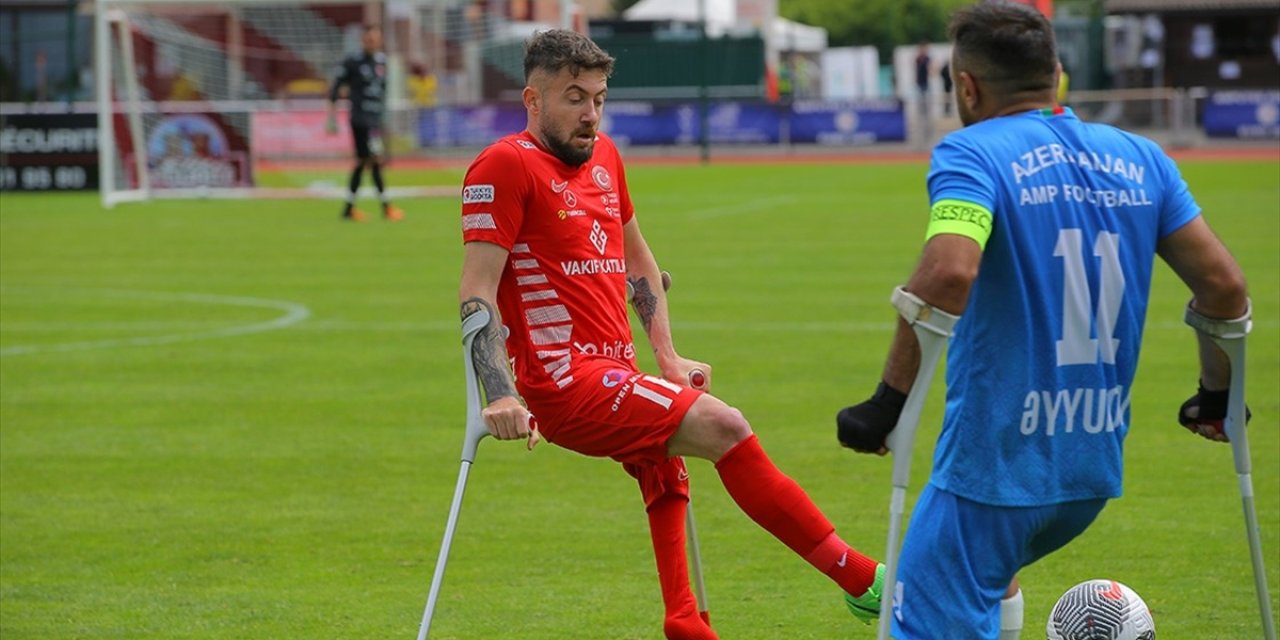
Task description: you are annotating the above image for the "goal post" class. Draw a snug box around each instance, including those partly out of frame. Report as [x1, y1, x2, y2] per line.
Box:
[93, 0, 467, 208]
[96, 5, 149, 207]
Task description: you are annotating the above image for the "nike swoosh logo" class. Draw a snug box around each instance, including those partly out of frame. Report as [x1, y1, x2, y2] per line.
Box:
[836, 552, 848, 568]
[551, 179, 568, 193]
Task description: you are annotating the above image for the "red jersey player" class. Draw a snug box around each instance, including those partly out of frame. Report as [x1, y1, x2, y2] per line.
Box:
[457, 29, 885, 638]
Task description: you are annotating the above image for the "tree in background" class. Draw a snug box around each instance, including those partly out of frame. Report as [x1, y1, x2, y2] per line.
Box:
[780, 0, 971, 59]
[611, 0, 644, 16]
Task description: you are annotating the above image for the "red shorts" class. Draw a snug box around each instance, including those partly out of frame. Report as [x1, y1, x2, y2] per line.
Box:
[523, 356, 703, 467]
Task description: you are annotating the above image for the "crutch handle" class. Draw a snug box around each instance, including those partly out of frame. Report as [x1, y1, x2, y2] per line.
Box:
[461, 309, 492, 463]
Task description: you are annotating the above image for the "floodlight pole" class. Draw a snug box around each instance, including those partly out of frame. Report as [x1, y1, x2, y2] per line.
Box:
[698, 0, 710, 164]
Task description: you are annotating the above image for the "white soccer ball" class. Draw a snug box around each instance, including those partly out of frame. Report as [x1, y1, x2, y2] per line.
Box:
[1046, 579, 1155, 640]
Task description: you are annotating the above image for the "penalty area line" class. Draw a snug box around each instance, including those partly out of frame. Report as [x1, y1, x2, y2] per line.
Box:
[0, 288, 311, 357]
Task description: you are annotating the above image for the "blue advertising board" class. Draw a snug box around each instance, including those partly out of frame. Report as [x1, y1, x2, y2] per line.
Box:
[789, 100, 906, 144]
[417, 100, 906, 148]
[418, 105, 526, 147]
[1203, 91, 1280, 139]
[599, 102, 693, 146]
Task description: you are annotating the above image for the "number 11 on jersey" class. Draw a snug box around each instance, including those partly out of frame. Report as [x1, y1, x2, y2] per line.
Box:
[1055, 228, 1125, 367]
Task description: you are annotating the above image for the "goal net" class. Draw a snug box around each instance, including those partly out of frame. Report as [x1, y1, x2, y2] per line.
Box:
[95, 0, 529, 207]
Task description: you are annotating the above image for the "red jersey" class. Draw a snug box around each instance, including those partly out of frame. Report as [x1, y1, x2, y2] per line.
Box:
[461, 130, 637, 398]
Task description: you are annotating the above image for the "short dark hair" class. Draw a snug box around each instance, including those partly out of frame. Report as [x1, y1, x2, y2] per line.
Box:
[949, 1, 1057, 94]
[523, 29, 615, 82]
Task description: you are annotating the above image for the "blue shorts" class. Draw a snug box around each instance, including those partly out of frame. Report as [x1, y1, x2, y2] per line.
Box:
[891, 484, 1107, 640]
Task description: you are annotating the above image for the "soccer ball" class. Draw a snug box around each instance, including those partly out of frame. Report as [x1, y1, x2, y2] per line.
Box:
[1046, 579, 1155, 640]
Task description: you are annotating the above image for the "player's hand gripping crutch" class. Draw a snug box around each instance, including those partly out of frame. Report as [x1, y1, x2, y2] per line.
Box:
[877, 287, 959, 640]
[628, 270, 711, 621]
[1184, 301, 1275, 640]
[416, 308, 501, 640]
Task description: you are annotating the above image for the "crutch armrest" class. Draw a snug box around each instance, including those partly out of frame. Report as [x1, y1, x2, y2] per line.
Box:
[1184, 298, 1252, 340]
[890, 286, 959, 337]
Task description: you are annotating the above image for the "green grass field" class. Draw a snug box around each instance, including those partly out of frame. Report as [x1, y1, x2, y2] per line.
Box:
[2, 159, 1277, 639]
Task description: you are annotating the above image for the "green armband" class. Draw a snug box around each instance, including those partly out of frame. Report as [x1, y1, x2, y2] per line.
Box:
[926, 199, 993, 250]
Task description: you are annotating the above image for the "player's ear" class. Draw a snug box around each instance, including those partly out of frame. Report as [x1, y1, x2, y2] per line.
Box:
[522, 85, 540, 115]
[958, 70, 980, 111]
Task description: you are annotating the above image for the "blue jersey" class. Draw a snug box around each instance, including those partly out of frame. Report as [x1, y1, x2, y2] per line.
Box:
[926, 107, 1200, 506]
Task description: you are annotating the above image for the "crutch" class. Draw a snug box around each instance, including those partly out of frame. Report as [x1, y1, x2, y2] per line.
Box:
[629, 270, 711, 621]
[1185, 301, 1275, 640]
[878, 286, 959, 640]
[416, 308, 492, 640]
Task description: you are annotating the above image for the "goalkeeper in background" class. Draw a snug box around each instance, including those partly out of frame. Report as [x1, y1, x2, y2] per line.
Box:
[327, 24, 404, 222]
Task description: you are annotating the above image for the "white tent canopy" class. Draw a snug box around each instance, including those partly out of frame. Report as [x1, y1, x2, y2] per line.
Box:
[773, 16, 827, 52]
[623, 0, 827, 51]
[623, 0, 738, 36]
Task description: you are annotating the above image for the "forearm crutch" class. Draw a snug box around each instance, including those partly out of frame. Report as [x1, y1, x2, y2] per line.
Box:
[878, 287, 959, 640]
[416, 308, 492, 640]
[629, 270, 710, 621]
[1185, 301, 1275, 640]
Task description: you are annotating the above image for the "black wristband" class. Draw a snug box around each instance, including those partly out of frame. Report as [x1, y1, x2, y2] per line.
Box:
[873, 381, 908, 411]
[1195, 381, 1230, 420]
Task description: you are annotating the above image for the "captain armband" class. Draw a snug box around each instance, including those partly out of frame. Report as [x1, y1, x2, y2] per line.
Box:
[925, 199, 994, 250]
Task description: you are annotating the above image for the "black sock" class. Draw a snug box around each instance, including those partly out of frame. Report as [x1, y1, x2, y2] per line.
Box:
[371, 163, 387, 210]
[345, 162, 365, 214]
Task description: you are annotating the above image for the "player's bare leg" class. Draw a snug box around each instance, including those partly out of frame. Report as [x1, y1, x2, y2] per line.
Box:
[669, 395, 881, 604]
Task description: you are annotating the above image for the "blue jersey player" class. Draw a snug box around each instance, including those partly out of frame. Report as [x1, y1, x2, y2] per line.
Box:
[834, 3, 1251, 639]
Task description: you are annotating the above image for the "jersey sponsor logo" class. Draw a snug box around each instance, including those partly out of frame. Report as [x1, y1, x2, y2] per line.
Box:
[589, 220, 608, 254]
[601, 193, 621, 218]
[562, 189, 578, 208]
[462, 184, 494, 204]
[560, 258, 625, 275]
[601, 369, 629, 388]
[575, 339, 636, 361]
[551, 179, 569, 193]
[591, 165, 613, 191]
[558, 209, 586, 219]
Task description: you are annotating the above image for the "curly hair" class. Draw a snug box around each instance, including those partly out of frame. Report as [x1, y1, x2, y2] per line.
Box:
[523, 29, 615, 82]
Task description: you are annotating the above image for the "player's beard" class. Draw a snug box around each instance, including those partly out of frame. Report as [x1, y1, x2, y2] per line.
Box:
[541, 120, 596, 167]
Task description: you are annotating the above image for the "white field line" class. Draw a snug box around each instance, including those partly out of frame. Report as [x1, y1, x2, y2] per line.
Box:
[686, 195, 799, 220]
[0, 288, 311, 357]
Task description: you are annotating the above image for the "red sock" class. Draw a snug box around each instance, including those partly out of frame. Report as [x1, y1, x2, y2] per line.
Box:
[646, 494, 717, 640]
[714, 434, 879, 596]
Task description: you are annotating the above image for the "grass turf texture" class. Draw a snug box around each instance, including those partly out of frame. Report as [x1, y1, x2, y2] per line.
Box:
[1, 160, 1277, 639]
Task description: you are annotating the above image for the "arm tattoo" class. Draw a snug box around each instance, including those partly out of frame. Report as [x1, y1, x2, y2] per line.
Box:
[460, 297, 517, 403]
[627, 276, 657, 333]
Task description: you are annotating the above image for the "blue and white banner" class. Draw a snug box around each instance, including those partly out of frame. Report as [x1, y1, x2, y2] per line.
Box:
[599, 102, 694, 146]
[418, 105, 525, 147]
[417, 100, 906, 148]
[788, 100, 906, 144]
[704, 102, 783, 144]
[1203, 91, 1280, 139]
